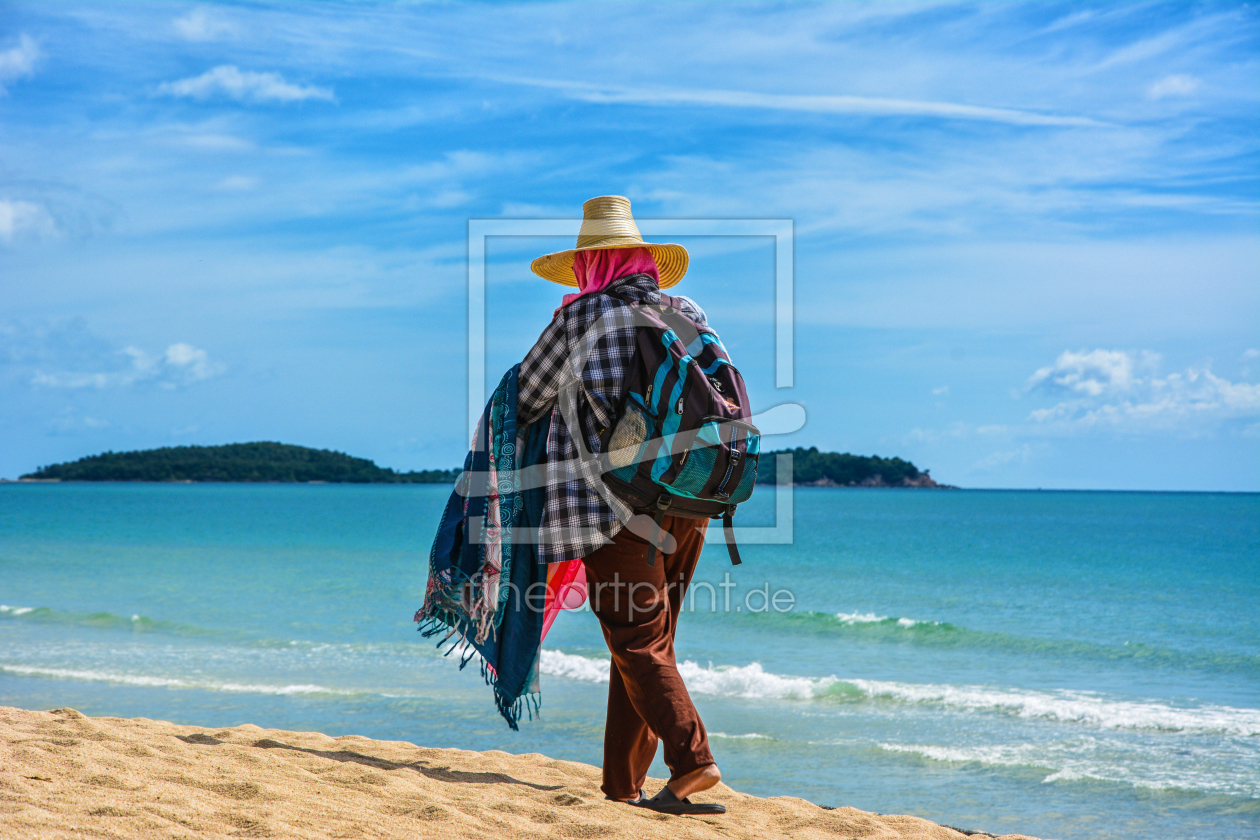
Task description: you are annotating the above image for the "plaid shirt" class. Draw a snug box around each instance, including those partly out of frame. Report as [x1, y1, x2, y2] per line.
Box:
[517, 273, 709, 564]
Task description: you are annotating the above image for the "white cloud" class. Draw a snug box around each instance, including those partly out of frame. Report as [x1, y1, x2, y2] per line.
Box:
[0, 199, 57, 243]
[163, 342, 223, 384]
[157, 65, 334, 104]
[173, 8, 236, 41]
[1026, 349, 1260, 431]
[931, 385, 950, 396]
[1148, 74, 1200, 100]
[1027, 348, 1154, 397]
[0, 34, 39, 96]
[1242, 349, 1259, 360]
[30, 342, 225, 390]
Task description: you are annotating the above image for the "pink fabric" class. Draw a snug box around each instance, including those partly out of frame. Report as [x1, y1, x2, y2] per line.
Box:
[560, 563, 588, 610]
[554, 247, 658, 316]
[541, 560, 587, 641]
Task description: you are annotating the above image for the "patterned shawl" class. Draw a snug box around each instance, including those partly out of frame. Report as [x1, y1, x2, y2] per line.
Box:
[414, 364, 550, 729]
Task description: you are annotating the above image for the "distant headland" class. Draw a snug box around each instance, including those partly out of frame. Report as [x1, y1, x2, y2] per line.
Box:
[18, 443, 460, 484]
[758, 447, 951, 488]
[18, 442, 951, 488]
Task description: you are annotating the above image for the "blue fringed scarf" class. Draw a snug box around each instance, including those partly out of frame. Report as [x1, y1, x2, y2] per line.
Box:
[414, 365, 549, 729]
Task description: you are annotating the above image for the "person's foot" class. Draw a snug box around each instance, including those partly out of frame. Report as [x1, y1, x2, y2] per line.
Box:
[631, 786, 726, 816]
[667, 763, 721, 800]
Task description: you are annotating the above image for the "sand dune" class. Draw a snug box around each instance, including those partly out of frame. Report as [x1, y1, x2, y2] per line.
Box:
[0, 706, 1039, 839]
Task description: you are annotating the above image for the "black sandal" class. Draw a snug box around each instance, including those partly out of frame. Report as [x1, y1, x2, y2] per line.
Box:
[630, 786, 726, 815]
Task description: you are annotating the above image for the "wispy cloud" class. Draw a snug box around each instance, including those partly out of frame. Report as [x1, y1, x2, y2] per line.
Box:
[48, 409, 109, 434]
[173, 7, 236, 41]
[216, 175, 259, 191]
[1148, 74, 1200, 99]
[32, 342, 225, 390]
[0, 33, 40, 96]
[1026, 349, 1260, 431]
[972, 443, 1044, 471]
[516, 78, 1104, 128]
[5, 321, 226, 390]
[157, 65, 334, 104]
[174, 132, 257, 153]
[0, 199, 57, 243]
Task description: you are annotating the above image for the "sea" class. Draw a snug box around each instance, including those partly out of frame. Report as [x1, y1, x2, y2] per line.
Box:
[1, 483, 1257, 840]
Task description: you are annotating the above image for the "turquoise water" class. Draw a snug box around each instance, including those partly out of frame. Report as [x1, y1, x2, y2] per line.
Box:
[1, 483, 1257, 840]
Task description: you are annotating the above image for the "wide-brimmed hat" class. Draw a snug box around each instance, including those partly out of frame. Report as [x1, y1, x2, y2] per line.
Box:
[530, 195, 688, 289]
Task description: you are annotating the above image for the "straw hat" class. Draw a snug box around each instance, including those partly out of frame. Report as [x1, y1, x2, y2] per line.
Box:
[531, 195, 688, 289]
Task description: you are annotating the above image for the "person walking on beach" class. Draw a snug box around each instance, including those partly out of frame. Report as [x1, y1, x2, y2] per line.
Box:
[518, 196, 728, 816]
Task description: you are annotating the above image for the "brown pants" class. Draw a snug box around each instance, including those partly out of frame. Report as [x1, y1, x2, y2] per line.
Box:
[581, 515, 714, 801]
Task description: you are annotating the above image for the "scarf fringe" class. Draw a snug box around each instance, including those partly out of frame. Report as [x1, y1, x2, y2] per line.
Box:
[415, 613, 537, 731]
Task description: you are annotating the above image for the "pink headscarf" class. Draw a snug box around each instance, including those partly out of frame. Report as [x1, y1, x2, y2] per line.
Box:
[555, 247, 658, 316]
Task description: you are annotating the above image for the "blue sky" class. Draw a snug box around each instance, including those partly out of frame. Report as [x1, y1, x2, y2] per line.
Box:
[1, 1, 1257, 490]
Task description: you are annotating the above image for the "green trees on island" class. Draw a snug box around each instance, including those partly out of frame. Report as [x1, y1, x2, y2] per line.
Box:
[756, 447, 939, 487]
[21, 443, 460, 484]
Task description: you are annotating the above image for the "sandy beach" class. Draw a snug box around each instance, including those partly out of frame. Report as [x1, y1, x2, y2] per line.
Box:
[0, 705, 1042, 839]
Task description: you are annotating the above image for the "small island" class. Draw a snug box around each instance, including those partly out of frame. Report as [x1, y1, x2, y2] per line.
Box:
[20, 442, 949, 487]
[757, 447, 949, 488]
[19, 443, 460, 484]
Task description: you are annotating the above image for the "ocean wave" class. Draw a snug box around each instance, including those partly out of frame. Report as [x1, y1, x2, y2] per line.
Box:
[835, 612, 932, 628]
[538, 650, 844, 700]
[746, 609, 1260, 675]
[877, 740, 1260, 800]
[850, 679, 1260, 736]
[539, 649, 1260, 735]
[0, 664, 356, 697]
[0, 605, 213, 637]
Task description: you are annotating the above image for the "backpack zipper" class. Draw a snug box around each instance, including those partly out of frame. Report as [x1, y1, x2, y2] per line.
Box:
[715, 424, 741, 499]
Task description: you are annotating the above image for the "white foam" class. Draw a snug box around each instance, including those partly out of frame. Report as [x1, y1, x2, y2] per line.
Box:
[0, 605, 35, 616]
[835, 612, 932, 628]
[878, 739, 1260, 799]
[851, 679, 1260, 736]
[710, 732, 774, 740]
[217, 682, 332, 695]
[677, 660, 834, 699]
[539, 650, 836, 700]
[0, 664, 350, 696]
[880, 741, 1035, 768]
[835, 612, 887, 624]
[538, 649, 610, 683]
